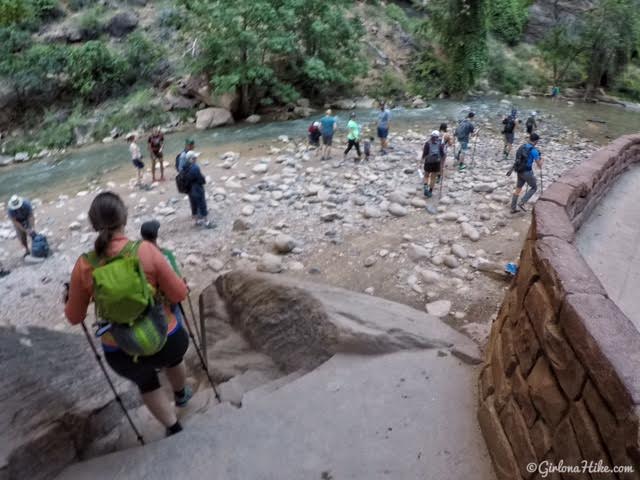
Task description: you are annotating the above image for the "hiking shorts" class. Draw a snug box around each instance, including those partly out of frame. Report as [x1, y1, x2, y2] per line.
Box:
[459, 140, 469, 151]
[132, 158, 144, 170]
[424, 161, 441, 173]
[105, 326, 189, 393]
[150, 150, 163, 161]
[516, 170, 537, 190]
[377, 126, 389, 139]
[322, 134, 333, 146]
[504, 132, 515, 145]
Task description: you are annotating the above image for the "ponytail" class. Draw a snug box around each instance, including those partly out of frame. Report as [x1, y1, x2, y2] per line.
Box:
[95, 228, 115, 257]
[88, 192, 128, 257]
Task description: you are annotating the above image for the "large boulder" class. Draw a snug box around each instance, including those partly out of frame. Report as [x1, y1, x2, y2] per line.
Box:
[162, 90, 199, 111]
[0, 326, 137, 480]
[195, 108, 234, 130]
[106, 11, 139, 38]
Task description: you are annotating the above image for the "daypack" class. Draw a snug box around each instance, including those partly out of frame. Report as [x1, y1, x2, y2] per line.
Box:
[424, 140, 441, 164]
[513, 143, 534, 173]
[503, 117, 515, 134]
[175, 163, 193, 194]
[30, 232, 50, 258]
[455, 120, 473, 141]
[84, 241, 168, 357]
[175, 151, 185, 172]
[526, 117, 535, 128]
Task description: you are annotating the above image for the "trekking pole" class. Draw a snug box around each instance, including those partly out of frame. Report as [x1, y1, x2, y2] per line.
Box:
[186, 292, 203, 349]
[178, 303, 221, 402]
[540, 166, 544, 194]
[81, 322, 145, 446]
[439, 159, 445, 199]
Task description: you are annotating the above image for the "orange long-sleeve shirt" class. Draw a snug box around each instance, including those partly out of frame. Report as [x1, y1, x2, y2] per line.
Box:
[65, 236, 188, 349]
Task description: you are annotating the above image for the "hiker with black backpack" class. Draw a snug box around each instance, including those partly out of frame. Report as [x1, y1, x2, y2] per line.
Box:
[421, 131, 445, 198]
[501, 111, 518, 160]
[509, 133, 543, 213]
[64, 192, 192, 438]
[182, 151, 215, 229]
[176, 138, 196, 172]
[454, 112, 476, 171]
[526, 112, 537, 135]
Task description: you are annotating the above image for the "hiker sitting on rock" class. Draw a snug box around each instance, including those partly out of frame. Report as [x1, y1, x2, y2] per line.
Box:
[7, 195, 34, 257]
[64, 192, 193, 437]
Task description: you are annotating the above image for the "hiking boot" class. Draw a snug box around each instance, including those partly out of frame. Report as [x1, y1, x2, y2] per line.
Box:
[426, 189, 433, 198]
[518, 203, 528, 212]
[203, 220, 217, 229]
[175, 385, 193, 408]
[166, 421, 183, 437]
[458, 164, 466, 171]
[423, 185, 430, 197]
[510, 208, 519, 214]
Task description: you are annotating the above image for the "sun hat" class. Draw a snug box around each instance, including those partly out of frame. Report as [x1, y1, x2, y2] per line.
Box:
[8, 195, 23, 210]
[431, 130, 440, 137]
[313, 121, 321, 127]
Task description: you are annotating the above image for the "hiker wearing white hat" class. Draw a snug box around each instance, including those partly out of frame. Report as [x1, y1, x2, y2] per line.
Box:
[421, 131, 445, 198]
[127, 133, 144, 185]
[181, 151, 214, 229]
[7, 195, 34, 256]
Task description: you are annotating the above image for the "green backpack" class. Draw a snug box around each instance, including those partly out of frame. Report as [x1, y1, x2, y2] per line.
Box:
[85, 241, 168, 358]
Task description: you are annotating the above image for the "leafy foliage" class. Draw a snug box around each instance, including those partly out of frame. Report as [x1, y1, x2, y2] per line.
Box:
[180, 0, 366, 116]
[67, 41, 128, 101]
[427, 0, 489, 95]
[0, 0, 31, 26]
[486, 0, 528, 45]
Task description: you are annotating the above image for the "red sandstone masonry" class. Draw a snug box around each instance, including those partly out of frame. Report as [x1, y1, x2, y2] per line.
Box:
[479, 135, 640, 480]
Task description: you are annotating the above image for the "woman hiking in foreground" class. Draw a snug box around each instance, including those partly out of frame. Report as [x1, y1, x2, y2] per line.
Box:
[64, 191, 193, 436]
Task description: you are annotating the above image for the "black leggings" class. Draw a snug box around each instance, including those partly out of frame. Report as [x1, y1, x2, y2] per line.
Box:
[344, 139, 361, 157]
[105, 327, 189, 393]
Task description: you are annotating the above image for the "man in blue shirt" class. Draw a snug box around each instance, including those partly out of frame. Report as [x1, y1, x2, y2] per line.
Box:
[377, 103, 391, 154]
[7, 195, 34, 256]
[176, 139, 196, 172]
[511, 133, 544, 213]
[183, 151, 215, 229]
[319, 110, 337, 160]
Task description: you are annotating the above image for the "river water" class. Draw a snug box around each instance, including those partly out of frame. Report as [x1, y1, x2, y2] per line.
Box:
[2, 95, 640, 200]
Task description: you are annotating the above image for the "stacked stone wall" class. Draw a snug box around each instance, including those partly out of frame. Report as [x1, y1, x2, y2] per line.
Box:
[479, 135, 640, 480]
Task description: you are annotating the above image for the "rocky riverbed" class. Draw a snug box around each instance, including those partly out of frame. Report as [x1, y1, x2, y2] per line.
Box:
[0, 116, 596, 351]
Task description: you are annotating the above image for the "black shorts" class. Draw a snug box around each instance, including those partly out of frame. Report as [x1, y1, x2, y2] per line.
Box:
[322, 134, 333, 146]
[105, 326, 189, 393]
[504, 132, 515, 144]
[132, 158, 144, 170]
[424, 161, 441, 173]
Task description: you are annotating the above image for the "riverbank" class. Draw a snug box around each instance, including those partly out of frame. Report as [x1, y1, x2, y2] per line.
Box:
[0, 113, 598, 357]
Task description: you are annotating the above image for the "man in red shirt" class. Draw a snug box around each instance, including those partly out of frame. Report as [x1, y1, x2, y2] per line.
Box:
[147, 128, 165, 182]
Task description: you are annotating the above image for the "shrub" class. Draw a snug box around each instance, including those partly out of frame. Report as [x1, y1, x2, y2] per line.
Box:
[157, 7, 183, 30]
[371, 70, 406, 99]
[30, 0, 60, 21]
[410, 47, 447, 98]
[0, 0, 32, 26]
[76, 5, 104, 40]
[385, 4, 413, 32]
[615, 64, 640, 101]
[68, 41, 128, 101]
[67, 0, 96, 11]
[123, 32, 165, 83]
[0, 26, 32, 56]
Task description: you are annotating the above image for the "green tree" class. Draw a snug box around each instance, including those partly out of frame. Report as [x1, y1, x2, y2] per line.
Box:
[0, 0, 31, 26]
[180, 0, 366, 116]
[580, 0, 640, 97]
[428, 0, 489, 95]
[487, 0, 528, 45]
[68, 41, 128, 101]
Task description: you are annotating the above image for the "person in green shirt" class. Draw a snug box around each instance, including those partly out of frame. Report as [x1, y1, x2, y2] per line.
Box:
[344, 112, 362, 162]
[140, 220, 181, 275]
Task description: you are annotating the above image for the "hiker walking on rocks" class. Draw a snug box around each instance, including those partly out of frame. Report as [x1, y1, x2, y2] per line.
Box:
[344, 112, 362, 162]
[510, 133, 543, 213]
[64, 192, 193, 437]
[501, 111, 518, 160]
[377, 102, 391, 154]
[148, 128, 165, 182]
[183, 151, 215, 228]
[127, 133, 144, 185]
[364, 136, 374, 161]
[308, 121, 322, 149]
[7, 195, 34, 257]
[422, 131, 445, 198]
[176, 139, 195, 172]
[320, 109, 337, 160]
[526, 112, 537, 135]
[437, 123, 454, 184]
[454, 112, 476, 171]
